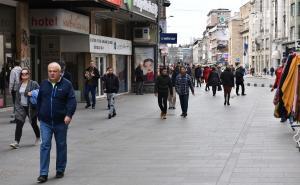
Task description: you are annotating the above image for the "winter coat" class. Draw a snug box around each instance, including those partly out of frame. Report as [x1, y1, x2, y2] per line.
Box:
[175, 74, 194, 95]
[9, 66, 22, 92]
[84, 67, 100, 86]
[203, 67, 212, 82]
[154, 74, 173, 95]
[15, 80, 39, 123]
[220, 69, 234, 87]
[135, 66, 144, 82]
[37, 78, 77, 124]
[273, 66, 284, 89]
[103, 74, 119, 93]
[235, 67, 245, 84]
[195, 67, 203, 78]
[208, 71, 220, 86]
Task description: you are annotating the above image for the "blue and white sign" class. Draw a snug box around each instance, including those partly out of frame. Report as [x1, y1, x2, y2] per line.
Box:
[160, 33, 177, 44]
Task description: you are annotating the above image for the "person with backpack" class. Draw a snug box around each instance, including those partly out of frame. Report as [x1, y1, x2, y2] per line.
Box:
[10, 68, 40, 149]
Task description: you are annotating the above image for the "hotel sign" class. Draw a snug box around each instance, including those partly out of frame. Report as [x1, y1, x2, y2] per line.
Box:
[30, 9, 89, 34]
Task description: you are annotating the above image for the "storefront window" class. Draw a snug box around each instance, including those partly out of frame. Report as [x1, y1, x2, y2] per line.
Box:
[116, 55, 128, 93]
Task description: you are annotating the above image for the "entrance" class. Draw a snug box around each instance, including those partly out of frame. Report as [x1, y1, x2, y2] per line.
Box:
[96, 56, 107, 97]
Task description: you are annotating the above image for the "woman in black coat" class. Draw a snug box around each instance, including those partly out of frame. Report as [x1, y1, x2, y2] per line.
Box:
[220, 66, 235, 106]
[207, 67, 220, 96]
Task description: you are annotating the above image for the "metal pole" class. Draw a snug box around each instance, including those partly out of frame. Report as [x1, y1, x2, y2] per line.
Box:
[157, 0, 161, 68]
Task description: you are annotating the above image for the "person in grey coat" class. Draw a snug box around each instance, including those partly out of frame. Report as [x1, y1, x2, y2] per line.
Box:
[10, 68, 40, 149]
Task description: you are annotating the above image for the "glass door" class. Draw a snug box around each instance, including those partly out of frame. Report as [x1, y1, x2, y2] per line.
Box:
[96, 56, 106, 97]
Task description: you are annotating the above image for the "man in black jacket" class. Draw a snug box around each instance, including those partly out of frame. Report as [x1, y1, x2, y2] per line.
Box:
[84, 62, 100, 109]
[235, 65, 246, 96]
[103, 67, 119, 119]
[155, 68, 173, 119]
[135, 63, 144, 95]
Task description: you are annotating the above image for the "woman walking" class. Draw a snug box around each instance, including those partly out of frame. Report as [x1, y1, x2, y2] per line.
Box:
[220, 66, 235, 106]
[207, 67, 221, 96]
[10, 68, 40, 149]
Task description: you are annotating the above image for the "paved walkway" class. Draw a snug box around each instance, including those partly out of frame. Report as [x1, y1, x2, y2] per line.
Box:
[0, 84, 300, 185]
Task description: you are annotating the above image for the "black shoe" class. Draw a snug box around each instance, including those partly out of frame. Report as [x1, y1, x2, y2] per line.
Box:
[224, 101, 227, 105]
[236, 94, 240, 96]
[169, 107, 172, 109]
[56, 171, 64, 178]
[280, 118, 287, 123]
[227, 102, 230, 106]
[112, 112, 117, 117]
[180, 113, 184, 117]
[183, 113, 187, 118]
[37, 175, 48, 183]
[85, 104, 91, 109]
[241, 94, 246, 96]
[108, 114, 112, 119]
[92, 106, 95, 109]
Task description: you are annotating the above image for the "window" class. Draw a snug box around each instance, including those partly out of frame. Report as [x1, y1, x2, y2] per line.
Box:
[266, 38, 269, 50]
[291, 3, 295, 16]
[291, 26, 295, 40]
[298, 2, 300, 16]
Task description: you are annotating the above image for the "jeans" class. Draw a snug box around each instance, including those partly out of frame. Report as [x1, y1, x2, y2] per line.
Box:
[15, 106, 40, 143]
[196, 78, 201, 87]
[84, 84, 97, 106]
[168, 87, 176, 108]
[179, 94, 189, 114]
[40, 121, 68, 176]
[136, 81, 144, 94]
[107, 93, 116, 115]
[158, 93, 168, 114]
[236, 82, 245, 95]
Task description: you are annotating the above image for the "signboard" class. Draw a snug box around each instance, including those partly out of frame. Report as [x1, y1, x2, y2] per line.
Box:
[126, 0, 158, 20]
[90, 35, 132, 55]
[296, 39, 300, 50]
[30, 9, 89, 34]
[160, 33, 177, 44]
[105, 0, 122, 6]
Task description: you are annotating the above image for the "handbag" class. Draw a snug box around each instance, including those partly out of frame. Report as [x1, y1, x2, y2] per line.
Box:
[217, 84, 222, 91]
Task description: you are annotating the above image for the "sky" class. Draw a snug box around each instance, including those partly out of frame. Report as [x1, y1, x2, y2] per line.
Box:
[166, 0, 250, 45]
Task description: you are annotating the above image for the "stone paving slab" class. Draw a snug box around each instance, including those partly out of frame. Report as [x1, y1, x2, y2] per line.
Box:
[0, 82, 299, 185]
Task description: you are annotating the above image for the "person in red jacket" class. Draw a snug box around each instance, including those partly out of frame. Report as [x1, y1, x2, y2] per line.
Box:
[203, 66, 212, 91]
[271, 58, 286, 92]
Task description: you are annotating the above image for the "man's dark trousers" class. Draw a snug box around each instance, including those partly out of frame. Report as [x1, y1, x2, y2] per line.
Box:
[158, 93, 168, 114]
[179, 94, 189, 114]
[84, 84, 96, 106]
[236, 82, 245, 95]
[136, 81, 144, 95]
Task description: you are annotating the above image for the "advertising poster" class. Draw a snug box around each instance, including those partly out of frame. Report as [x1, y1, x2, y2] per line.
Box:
[134, 47, 155, 82]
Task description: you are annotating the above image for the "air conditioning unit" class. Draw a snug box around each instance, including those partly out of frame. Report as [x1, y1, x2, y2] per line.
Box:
[134, 27, 150, 42]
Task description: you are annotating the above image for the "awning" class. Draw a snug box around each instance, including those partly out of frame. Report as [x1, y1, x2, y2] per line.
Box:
[29, 0, 120, 10]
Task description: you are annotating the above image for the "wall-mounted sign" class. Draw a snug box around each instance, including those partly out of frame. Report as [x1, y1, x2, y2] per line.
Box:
[160, 33, 177, 44]
[30, 9, 89, 34]
[90, 35, 132, 55]
[126, 0, 158, 20]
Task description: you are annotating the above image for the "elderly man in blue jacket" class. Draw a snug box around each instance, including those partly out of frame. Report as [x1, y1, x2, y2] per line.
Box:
[37, 62, 77, 183]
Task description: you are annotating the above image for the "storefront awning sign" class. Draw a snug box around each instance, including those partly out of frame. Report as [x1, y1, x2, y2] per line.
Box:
[30, 9, 89, 34]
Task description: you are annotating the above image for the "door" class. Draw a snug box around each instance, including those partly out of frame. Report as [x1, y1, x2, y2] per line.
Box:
[96, 56, 106, 97]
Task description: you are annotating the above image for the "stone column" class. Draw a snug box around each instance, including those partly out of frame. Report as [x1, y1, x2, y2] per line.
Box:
[16, 1, 30, 67]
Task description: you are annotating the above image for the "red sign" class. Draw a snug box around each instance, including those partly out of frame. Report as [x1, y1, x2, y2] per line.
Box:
[105, 0, 121, 6]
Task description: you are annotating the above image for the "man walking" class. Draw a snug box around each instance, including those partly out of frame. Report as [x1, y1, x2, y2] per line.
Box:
[84, 61, 100, 109]
[135, 63, 144, 95]
[155, 68, 173, 119]
[175, 66, 195, 118]
[9, 60, 22, 123]
[103, 67, 119, 119]
[235, 65, 246, 96]
[37, 62, 77, 183]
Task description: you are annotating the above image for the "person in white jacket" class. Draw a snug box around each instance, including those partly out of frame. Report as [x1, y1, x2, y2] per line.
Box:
[9, 60, 22, 123]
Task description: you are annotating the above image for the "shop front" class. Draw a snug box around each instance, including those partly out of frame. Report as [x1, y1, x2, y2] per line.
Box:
[0, 3, 16, 108]
[62, 34, 132, 98]
[30, 9, 89, 100]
